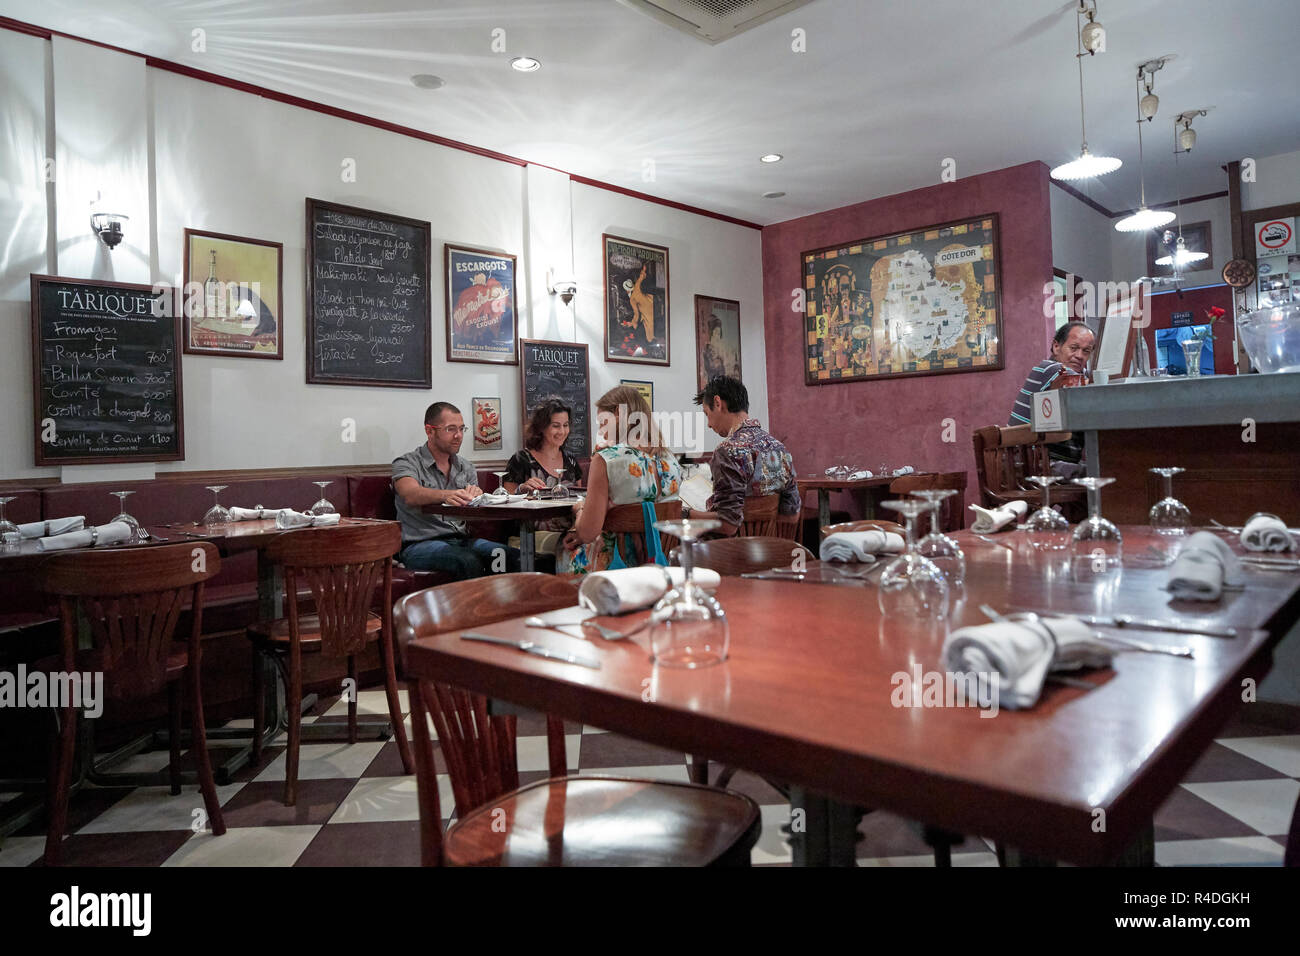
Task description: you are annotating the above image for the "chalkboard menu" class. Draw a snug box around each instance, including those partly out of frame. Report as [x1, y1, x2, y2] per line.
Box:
[520, 339, 591, 459]
[306, 198, 431, 388]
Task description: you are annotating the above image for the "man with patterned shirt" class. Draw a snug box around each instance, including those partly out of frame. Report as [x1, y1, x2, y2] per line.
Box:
[688, 376, 800, 536]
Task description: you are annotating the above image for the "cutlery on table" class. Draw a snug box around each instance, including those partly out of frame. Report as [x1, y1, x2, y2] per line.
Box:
[998, 604, 1224, 642]
[460, 632, 601, 669]
[741, 571, 806, 581]
[979, 605, 1195, 658]
[523, 616, 648, 642]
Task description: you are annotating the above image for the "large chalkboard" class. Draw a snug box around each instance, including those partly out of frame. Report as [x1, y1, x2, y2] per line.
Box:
[31, 275, 185, 466]
[520, 339, 591, 459]
[306, 198, 431, 388]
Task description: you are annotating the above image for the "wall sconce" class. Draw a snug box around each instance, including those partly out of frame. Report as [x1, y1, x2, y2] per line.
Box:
[90, 210, 129, 250]
[547, 269, 578, 306]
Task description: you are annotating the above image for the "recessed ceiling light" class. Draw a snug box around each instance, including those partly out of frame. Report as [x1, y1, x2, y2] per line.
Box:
[762, 191, 786, 199]
[410, 74, 445, 90]
[511, 56, 541, 72]
[759, 153, 783, 164]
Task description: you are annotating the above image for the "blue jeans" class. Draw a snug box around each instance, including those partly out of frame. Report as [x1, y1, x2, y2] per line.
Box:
[398, 536, 520, 580]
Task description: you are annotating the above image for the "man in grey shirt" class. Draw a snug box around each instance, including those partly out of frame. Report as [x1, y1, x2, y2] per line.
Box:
[392, 401, 520, 578]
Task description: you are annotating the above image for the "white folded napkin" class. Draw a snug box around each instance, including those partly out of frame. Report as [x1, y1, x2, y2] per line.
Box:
[847, 470, 873, 480]
[969, 499, 1028, 533]
[942, 616, 1114, 710]
[17, 516, 85, 539]
[37, 521, 134, 552]
[1241, 514, 1295, 553]
[819, 530, 905, 562]
[275, 510, 342, 529]
[891, 466, 915, 477]
[1167, 531, 1244, 601]
[229, 506, 290, 521]
[578, 566, 722, 616]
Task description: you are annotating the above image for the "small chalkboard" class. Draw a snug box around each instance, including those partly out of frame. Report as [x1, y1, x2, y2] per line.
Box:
[306, 198, 431, 388]
[520, 339, 591, 459]
[31, 274, 185, 465]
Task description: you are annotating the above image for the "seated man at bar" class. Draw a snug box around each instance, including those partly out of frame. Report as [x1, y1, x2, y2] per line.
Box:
[392, 401, 520, 578]
[687, 375, 800, 536]
[1008, 321, 1095, 478]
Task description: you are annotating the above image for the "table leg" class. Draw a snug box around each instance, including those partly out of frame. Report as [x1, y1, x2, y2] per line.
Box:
[789, 786, 861, 867]
[519, 521, 535, 573]
[818, 491, 831, 536]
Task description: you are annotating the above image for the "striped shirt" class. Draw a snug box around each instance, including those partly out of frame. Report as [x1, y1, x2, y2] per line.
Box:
[1008, 360, 1068, 426]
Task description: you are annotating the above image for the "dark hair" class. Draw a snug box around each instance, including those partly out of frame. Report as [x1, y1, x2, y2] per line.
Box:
[693, 375, 748, 414]
[1053, 321, 1094, 346]
[424, 401, 460, 426]
[524, 396, 572, 450]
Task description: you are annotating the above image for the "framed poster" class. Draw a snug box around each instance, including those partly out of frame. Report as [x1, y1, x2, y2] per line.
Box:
[802, 214, 1003, 384]
[520, 339, 591, 458]
[694, 294, 742, 391]
[1146, 221, 1212, 278]
[445, 244, 518, 364]
[620, 379, 654, 411]
[182, 229, 283, 358]
[603, 234, 669, 365]
[472, 396, 502, 450]
[1095, 290, 1141, 379]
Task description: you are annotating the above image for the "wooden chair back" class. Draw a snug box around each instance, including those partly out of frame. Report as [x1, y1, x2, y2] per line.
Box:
[603, 499, 683, 564]
[972, 424, 1075, 508]
[739, 494, 779, 537]
[683, 536, 814, 576]
[889, 471, 969, 531]
[820, 519, 905, 540]
[36, 542, 221, 700]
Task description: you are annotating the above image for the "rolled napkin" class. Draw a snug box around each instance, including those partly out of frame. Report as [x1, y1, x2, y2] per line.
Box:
[969, 499, 1028, 534]
[1241, 513, 1295, 553]
[37, 521, 134, 552]
[229, 506, 291, 521]
[17, 516, 85, 539]
[891, 465, 915, 477]
[942, 616, 1114, 710]
[578, 566, 722, 616]
[820, 530, 905, 563]
[274, 510, 342, 529]
[1168, 530, 1244, 601]
[846, 470, 874, 480]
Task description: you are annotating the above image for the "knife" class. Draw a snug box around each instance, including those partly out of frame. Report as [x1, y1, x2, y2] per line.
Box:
[460, 632, 601, 669]
[1006, 607, 1238, 639]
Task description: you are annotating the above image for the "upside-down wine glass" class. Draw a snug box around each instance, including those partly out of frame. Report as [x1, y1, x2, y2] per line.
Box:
[202, 485, 231, 527]
[1148, 467, 1191, 535]
[110, 490, 143, 538]
[308, 481, 337, 516]
[1070, 477, 1123, 574]
[912, 489, 965, 587]
[0, 496, 18, 553]
[876, 499, 949, 619]
[1023, 476, 1072, 550]
[648, 518, 729, 668]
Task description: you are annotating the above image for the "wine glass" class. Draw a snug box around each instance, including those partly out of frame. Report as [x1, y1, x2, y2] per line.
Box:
[912, 489, 965, 586]
[109, 490, 143, 538]
[1148, 467, 1191, 535]
[878, 458, 891, 478]
[1023, 476, 1072, 550]
[1070, 477, 1123, 575]
[648, 518, 729, 668]
[0, 496, 19, 554]
[876, 500, 949, 619]
[202, 485, 231, 527]
[308, 481, 337, 516]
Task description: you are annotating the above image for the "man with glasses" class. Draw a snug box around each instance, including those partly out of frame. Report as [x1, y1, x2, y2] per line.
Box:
[392, 402, 520, 578]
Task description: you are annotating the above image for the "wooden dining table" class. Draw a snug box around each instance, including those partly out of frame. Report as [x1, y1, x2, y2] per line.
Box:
[427, 499, 579, 572]
[797, 473, 905, 530]
[404, 526, 1300, 866]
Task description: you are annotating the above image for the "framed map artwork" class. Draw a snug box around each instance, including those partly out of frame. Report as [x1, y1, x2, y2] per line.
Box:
[802, 214, 1003, 384]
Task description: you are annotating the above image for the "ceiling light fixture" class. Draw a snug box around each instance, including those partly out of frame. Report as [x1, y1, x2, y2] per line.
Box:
[1155, 234, 1208, 268]
[510, 56, 541, 72]
[410, 74, 445, 90]
[1051, 1, 1121, 182]
[1115, 60, 1176, 233]
[1155, 111, 1211, 268]
[1175, 109, 1206, 153]
[759, 153, 783, 164]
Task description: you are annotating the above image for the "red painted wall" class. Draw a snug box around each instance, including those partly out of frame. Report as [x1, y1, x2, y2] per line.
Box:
[1141, 283, 1236, 374]
[760, 162, 1055, 512]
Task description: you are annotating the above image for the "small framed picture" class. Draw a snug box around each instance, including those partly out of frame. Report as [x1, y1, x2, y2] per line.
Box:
[471, 396, 502, 450]
[183, 228, 283, 358]
[603, 234, 669, 365]
[620, 379, 654, 411]
[445, 244, 519, 365]
[694, 295, 742, 391]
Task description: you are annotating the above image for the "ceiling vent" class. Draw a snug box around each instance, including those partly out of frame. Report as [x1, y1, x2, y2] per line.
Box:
[615, 0, 817, 44]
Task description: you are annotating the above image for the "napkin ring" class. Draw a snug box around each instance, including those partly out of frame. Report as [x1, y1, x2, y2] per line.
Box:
[255, 505, 266, 519]
[44, 520, 52, 537]
[89, 527, 99, 546]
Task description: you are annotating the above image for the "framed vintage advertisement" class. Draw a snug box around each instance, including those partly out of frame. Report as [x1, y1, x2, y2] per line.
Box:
[471, 396, 502, 450]
[802, 214, 1003, 384]
[445, 244, 519, 364]
[183, 228, 283, 359]
[620, 379, 654, 411]
[603, 234, 669, 365]
[694, 294, 742, 391]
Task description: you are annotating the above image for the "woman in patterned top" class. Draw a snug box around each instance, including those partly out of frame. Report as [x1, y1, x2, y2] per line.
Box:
[561, 385, 681, 575]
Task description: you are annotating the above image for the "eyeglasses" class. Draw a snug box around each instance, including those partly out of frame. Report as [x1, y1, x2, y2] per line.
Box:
[428, 425, 467, 435]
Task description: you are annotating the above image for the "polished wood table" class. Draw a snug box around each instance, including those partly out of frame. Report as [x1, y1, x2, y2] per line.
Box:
[405, 527, 1300, 865]
[797, 474, 907, 529]
[427, 500, 578, 572]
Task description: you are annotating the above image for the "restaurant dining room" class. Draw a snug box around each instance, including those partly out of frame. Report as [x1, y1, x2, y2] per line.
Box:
[1, 0, 1298, 924]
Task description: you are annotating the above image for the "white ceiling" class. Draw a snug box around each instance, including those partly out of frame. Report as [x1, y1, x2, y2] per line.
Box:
[4, 0, 1297, 225]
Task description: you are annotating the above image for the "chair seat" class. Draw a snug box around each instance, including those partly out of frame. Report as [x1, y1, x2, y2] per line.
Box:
[247, 612, 382, 648]
[443, 775, 761, 867]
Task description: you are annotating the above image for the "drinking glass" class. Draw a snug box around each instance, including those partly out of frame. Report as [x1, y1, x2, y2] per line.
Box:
[876, 500, 949, 619]
[1023, 476, 1072, 550]
[110, 490, 143, 537]
[1148, 467, 1191, 535]
[912, 489, 965, 586]
[1070, 477, 1123, 574]
[0, 496, 18, 554]
[202, 485, 231, 527]
[308, 481, 337, 516]
[648, 518, 729, 668]
[878, 459, 891, 478]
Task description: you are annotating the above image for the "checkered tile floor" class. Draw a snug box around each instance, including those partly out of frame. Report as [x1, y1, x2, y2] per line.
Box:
[1, 689, 1295, 867]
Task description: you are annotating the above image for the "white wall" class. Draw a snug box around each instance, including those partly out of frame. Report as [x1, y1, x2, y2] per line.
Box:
[1049, 183, 1112, 284]
[1110, 194, 1231, 286]
[0, 34, 763, 480]
[1242, 148, 1300, 211]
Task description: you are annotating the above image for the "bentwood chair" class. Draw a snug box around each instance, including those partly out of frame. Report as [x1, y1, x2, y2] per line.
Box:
[601, 499, 683, 565]
[820, 519, 906, 540]
[889, 471, 969, 532]
[739, 494, 779, 537]
[36, 542, 227, 865]
[394, 574, 762, 866]
[972, 424, 1086, 517]
[247, 522, 413, 805]
[684, 536, 814, 577]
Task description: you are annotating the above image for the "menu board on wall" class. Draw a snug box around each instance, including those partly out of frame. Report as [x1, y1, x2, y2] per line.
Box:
[305, 198, 431, 388]
[31, 274, 184, 465]
[520, 339, 591, 459]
